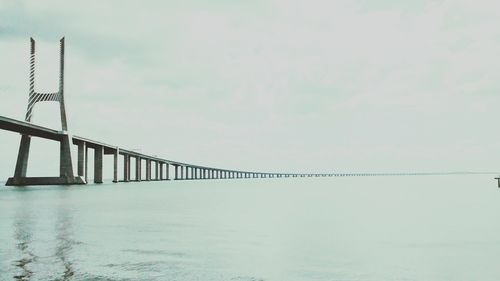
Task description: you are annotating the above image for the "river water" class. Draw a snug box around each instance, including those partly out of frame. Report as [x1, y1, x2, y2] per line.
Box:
[0, 175, 499, 281]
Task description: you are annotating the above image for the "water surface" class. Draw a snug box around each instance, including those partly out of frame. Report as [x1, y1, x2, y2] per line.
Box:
[1, 175, 499, 280]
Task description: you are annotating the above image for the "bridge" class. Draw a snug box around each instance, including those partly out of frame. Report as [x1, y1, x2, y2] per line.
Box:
[0, 38, 479, 186]
[2, 113, 446, 186]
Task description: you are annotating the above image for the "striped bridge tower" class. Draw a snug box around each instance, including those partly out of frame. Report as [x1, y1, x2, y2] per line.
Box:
[6, 37, 85, 186]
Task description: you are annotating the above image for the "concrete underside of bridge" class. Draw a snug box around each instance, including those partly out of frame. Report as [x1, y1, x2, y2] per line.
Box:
[6, 176, 86, 186]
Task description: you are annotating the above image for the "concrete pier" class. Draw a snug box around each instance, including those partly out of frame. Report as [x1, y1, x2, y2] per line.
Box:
[113, 149, 118, 183]
[123, 155, 130, 182]
[155, 161, 159, 180]
[94, 146, 103, 184]
[146, 159, 151, 181]
[136, 157, 141, 181]
[78, 142, 86, 178]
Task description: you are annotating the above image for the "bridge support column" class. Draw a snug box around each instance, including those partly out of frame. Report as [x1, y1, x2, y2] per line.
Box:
[174, 165, 179, 180]
[94, 146, 103, 184]
[165, 163, 170, 180]
[154, 161, 159, 180]
[60, 135, 74, 178]
[13, 135, 31, 178]
[77, 142, 86, 178]
[145, 159, 151, 181]
[159, 162, 164, 180]
[123, 154, 130, 182]
[77, 142, 88, 182]
[136, 157, 141, 181]
[113, 148, 119, 183]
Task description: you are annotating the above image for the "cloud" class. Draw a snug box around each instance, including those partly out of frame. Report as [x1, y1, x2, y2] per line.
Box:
[1, 0, 500, 178]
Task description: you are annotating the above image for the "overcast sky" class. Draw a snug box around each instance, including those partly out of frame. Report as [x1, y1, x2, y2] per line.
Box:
[1, 0, 500, 179]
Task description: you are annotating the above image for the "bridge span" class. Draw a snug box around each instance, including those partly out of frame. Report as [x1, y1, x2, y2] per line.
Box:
[1, 114, 457, 185]
[1, 38, 481, 186]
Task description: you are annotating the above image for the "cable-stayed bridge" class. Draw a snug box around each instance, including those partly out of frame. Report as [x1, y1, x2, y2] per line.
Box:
[3, 114, 471, 185]
[0, 38, 489, 186]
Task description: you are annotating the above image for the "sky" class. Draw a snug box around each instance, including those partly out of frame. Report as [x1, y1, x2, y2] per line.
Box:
[1, 0, 500, 180]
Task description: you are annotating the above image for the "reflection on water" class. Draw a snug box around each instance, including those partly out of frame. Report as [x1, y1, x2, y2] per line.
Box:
[12, 191, 36, 281]
[2, 177, 500, 281]
[54, 191, 75, 280]
[11, 189, 78, 281]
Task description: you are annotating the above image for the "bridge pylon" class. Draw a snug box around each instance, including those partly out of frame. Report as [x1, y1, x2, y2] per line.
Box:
[6, 37, 85, 186]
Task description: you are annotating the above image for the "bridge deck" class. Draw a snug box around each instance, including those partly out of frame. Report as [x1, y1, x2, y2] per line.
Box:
[0, 115, 275, 175]
[1, 115, 483, 185]
[0, 115, 62, 141]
